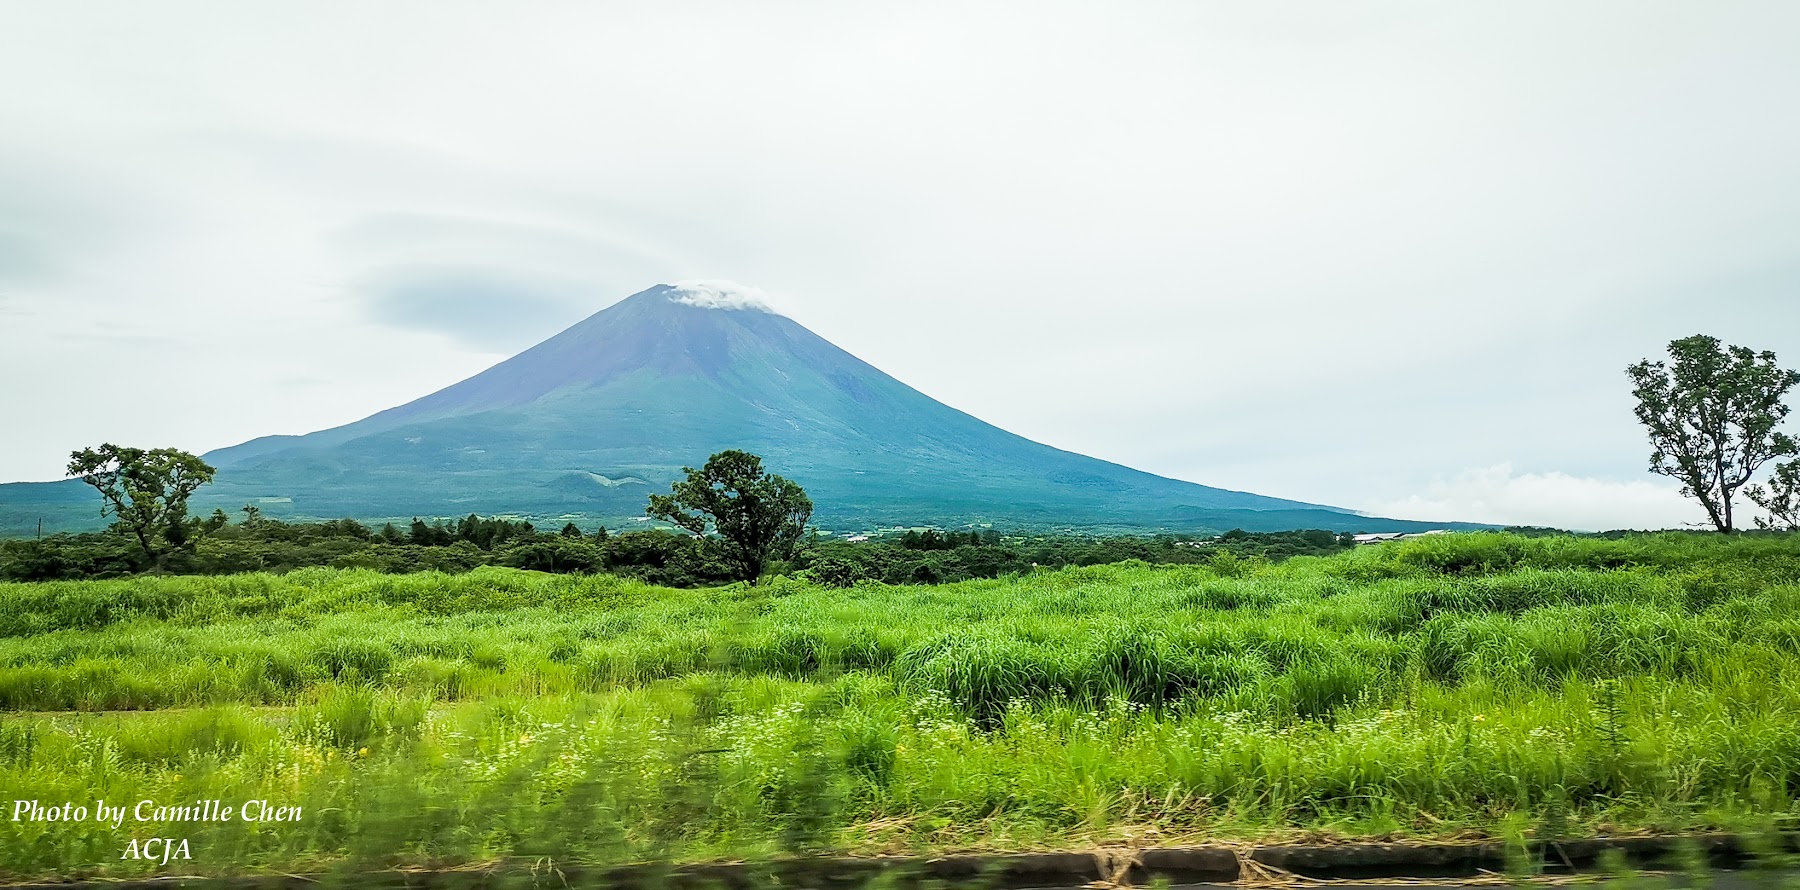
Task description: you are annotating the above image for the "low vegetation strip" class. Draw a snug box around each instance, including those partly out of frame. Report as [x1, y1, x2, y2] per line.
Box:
[1, 532, 1799, 881]
[12, 835, 1799, 890]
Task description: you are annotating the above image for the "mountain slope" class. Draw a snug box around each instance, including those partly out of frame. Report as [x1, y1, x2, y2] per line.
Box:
[2, 284, 1459, 535]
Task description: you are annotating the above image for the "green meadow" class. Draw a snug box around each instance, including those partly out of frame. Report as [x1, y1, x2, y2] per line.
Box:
[3, 531, 1800, 881]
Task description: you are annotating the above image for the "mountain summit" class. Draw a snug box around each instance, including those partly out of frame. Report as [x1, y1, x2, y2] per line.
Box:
[2, 284, 1451, 534]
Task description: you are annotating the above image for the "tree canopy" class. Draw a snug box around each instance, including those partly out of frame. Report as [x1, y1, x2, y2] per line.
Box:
[66, 444, 219, 570]
[1747, 460, 1800, 531]
[646, 450, 812, 583]
[1627, 335, 1799, 533]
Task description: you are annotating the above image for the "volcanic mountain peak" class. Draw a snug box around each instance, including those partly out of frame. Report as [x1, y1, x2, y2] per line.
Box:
[0, 283, 1470, 535]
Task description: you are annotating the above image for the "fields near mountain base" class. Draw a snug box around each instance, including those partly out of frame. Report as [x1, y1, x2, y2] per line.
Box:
[2, 532, 1800, 881]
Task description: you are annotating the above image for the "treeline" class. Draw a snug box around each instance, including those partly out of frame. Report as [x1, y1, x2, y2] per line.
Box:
[0, 513, 1355, 586]
[798, 527, 1351, 586]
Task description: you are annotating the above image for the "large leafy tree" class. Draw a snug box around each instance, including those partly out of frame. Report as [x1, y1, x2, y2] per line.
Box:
[1626, 335, 1799, 533]
[647, 450, 812, 583]
[67, 444, 219, 570]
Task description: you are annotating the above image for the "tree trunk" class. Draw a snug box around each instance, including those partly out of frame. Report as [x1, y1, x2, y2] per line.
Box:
[1693, 478, 1728, 534]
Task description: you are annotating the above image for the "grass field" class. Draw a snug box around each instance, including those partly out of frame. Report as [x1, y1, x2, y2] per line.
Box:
[3, 531, 1800, 881]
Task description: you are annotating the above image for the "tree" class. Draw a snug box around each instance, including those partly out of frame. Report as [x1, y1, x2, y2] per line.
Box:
[1626, 335, 1799, 533]
[504, 537, 601, 574]
[1747, 460, 1800, 531]
[457, 513, 482, 545]
[67, 444, 218, 571]
[646, 450, 813, 583]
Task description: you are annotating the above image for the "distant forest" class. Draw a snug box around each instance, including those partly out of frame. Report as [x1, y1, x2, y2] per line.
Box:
[0, 512, 1361, 586]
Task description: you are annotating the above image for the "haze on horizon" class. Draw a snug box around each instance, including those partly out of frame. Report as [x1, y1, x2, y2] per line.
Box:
[2, 2, 1798, 532]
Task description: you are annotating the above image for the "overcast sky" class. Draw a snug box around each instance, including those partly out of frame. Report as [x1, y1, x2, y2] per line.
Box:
[2, 2, 1798, 530]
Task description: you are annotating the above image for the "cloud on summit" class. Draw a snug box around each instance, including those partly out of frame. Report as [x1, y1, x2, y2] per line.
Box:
[359, 274, 788, 352]
[669, 280, 780, 314]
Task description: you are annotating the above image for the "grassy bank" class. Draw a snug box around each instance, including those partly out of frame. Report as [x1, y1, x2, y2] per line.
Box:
[2, 532, 1799, 880]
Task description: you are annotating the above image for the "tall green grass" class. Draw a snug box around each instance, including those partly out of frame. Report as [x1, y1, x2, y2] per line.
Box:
[0, 532, 1797, 880]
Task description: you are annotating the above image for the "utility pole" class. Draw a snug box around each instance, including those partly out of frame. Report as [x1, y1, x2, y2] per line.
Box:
[36, 518, 42, 540]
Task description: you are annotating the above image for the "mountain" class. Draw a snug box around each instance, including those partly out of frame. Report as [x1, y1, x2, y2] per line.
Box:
[0, 284, 1462, 535]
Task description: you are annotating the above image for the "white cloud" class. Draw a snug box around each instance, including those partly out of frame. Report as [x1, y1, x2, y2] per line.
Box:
[1363, 463, 1709, 531]
[0, 2, 1796, 507]
[668, 280, 779, 314]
